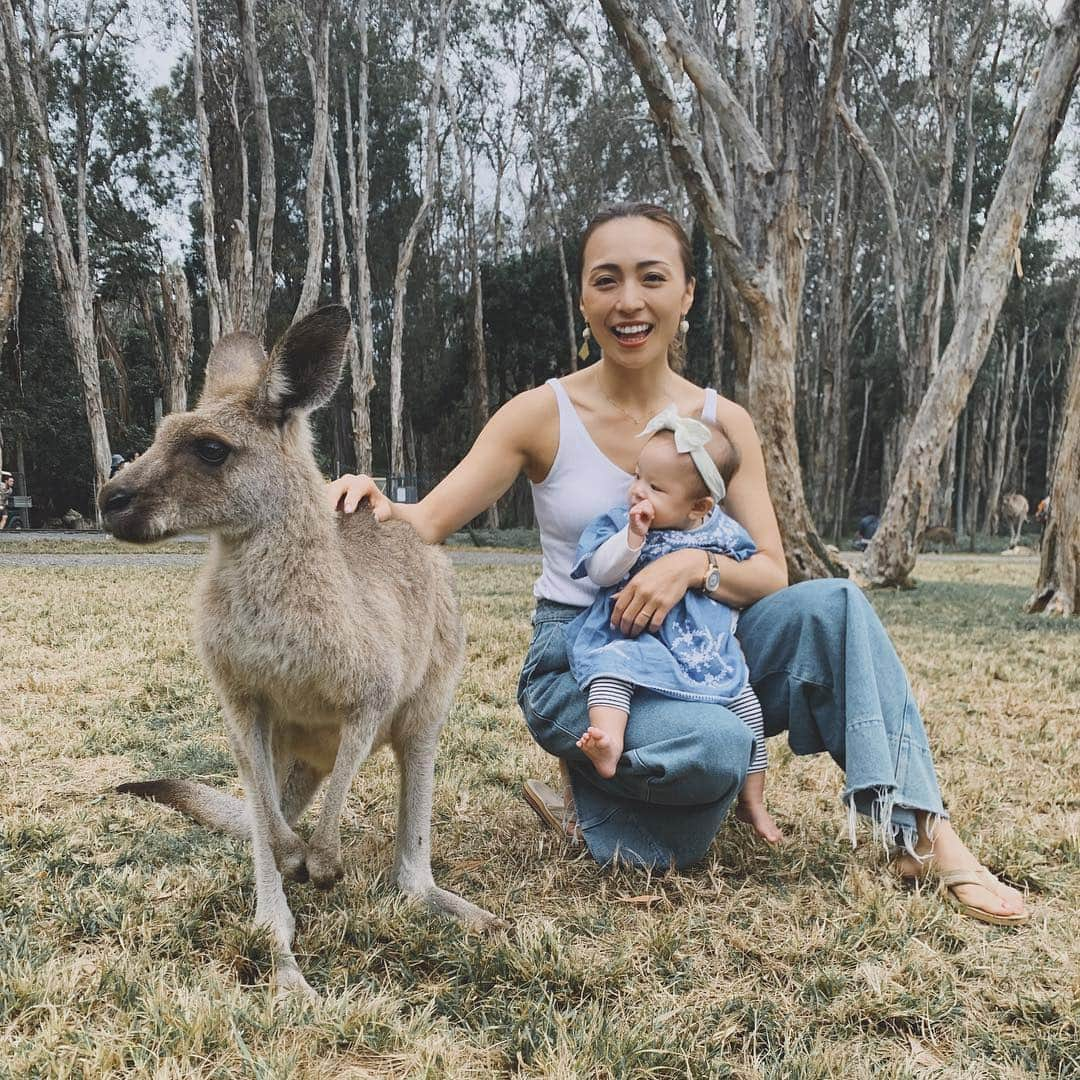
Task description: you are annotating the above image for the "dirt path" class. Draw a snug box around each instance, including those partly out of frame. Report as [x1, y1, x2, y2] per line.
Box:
[1, 532, 1037, 568]
[0, 543, 540, 569]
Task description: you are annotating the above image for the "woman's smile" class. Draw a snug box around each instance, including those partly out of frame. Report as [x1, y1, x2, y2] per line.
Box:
[610, 322, 654, 347]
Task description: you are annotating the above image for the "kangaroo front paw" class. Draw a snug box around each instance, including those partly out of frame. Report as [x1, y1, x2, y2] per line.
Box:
[306, 845, 344, 890]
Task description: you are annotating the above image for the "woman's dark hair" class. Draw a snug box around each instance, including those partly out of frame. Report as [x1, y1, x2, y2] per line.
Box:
[579, 203, 695, 372]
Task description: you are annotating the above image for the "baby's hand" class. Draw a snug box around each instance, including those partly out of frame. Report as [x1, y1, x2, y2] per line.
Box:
[628, 499, 654, 542]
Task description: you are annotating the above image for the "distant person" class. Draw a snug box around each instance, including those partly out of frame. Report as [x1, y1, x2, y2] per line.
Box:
[109, 454, 127, 479]
[0, 472, 13, 530]
[853, 512, 880, 551]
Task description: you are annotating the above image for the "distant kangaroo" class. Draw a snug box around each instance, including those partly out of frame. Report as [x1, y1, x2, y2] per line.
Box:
[1002, 491, 1029, 547]
[99, 306, 498, 1000]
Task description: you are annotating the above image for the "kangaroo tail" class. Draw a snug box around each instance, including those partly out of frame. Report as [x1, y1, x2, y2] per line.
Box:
[117, 779, 250, 840]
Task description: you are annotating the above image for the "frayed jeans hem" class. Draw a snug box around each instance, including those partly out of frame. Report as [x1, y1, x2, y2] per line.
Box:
[843, 785, 949, 861]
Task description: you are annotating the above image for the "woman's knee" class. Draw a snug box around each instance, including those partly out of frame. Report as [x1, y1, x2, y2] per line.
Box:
[787, 577, 866, 619]
[697, 714, 753, 800]
[628, 710, 751, 806]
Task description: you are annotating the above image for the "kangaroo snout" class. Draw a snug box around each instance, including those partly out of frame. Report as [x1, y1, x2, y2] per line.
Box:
[99, 476, 141, 538]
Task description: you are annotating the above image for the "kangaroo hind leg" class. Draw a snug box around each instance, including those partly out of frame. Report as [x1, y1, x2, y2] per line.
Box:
[390, 693, 502, 931]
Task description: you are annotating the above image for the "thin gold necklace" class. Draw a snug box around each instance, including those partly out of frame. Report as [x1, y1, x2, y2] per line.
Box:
[595, 368, 671, 427]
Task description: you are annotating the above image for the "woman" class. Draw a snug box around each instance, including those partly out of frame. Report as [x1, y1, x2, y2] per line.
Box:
[328, 203, 1027, 925]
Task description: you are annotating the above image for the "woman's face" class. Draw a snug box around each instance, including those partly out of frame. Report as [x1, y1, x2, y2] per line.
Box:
[580, 216, 695, 370]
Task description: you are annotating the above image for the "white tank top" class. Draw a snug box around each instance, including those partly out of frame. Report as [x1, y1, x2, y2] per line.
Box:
[531, 378, 719, 606]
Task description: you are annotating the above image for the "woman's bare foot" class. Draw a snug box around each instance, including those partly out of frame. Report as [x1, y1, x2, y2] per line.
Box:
[735, 798, 784, 844]
[577, 726, 623, 779]
[895, 816, 1027, 920]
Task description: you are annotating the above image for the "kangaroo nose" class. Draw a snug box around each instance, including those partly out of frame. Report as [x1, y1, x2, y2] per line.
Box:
[103, 489, 133, 515]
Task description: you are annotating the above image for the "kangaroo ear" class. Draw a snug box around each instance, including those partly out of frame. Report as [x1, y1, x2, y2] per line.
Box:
[200, 332, 267, 404]
[259, 305, 352, 418]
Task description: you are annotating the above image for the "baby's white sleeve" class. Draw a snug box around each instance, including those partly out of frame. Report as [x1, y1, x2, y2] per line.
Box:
[585, 525, 644, 586]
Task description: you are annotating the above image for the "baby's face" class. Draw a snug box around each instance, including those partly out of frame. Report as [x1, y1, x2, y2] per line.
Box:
[627, 435, 703, 529]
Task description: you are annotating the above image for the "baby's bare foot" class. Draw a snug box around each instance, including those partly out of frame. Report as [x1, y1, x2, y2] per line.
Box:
[735, 799, 784, 844]
[576, 726, 622, 779]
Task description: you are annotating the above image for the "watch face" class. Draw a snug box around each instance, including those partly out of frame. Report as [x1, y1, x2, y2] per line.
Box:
[705, 568, 721, 592]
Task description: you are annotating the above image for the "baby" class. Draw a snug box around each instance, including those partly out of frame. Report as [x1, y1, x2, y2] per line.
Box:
[563, 405, 781, 843]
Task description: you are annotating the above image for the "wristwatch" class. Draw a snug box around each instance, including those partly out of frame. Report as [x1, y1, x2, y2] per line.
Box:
[703, 552, 722, 594]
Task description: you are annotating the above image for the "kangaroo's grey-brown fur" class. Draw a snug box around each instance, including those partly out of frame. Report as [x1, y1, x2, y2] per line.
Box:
[1002, 491, 1029, 548]
[100, 305, 498, 1000]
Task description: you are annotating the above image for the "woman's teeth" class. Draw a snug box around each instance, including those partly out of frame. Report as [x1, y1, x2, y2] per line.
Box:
[611, 323, 652, 344]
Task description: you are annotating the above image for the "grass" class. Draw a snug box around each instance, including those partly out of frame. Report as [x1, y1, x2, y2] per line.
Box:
[0, 537, 209, 555]
[0, 555, 1076, 1077]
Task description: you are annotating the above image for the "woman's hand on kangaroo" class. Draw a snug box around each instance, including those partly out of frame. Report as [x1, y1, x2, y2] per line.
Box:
[327, 474, 392, 520]
[610, 549, 701, 637]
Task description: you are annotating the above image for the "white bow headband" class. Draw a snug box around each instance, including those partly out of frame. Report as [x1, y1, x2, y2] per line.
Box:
[637, 403, 726, 502]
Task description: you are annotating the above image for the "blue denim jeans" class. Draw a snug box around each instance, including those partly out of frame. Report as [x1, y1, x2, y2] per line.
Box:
[517, 579, 947, 869]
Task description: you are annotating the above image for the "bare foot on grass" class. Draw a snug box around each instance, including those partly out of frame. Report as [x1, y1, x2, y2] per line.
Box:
[735, 798, 784, 844]
[576, 726, 622, 779]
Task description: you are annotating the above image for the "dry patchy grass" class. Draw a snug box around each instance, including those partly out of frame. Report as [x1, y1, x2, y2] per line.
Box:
[1, 557, 1077, 1077]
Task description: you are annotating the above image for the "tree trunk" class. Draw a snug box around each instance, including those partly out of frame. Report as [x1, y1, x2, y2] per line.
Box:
[137, 281, 168, 401]
[862, 0, 1080, 586]
[189, 0, 231, 341]
[0, 37, 24, 342]
[446, 79, 497, 527]
[236, 0, 275, 338]
[389, 0, 451, 479]
[707, 251, 725, 392]
[293, 0, 332, 321]
[1027, 285, 1080, 615]
[985, 331, 1017, 534]
[528, 105, 577, 374]
[160, 264, 192, 413]
[326, 67, 360, 475]
[342, 33, 374, 474]
[963, 375, 993, 541]
[1044, 346, 1064, 497]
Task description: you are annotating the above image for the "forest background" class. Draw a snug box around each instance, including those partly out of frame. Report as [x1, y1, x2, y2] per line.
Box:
[1, 0, 1078, 582]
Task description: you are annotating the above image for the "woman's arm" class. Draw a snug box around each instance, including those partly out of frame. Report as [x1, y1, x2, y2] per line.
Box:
[327, 388, 555, 544]
[610, 402, 788, 636]
[703, 401, 788, 602]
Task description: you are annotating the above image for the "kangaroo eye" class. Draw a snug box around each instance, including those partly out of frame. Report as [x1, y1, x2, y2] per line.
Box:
[194, 438, 230, 465]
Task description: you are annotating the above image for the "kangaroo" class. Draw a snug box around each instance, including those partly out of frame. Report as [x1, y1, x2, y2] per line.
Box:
[921, 525, 955, 553]
[1002, 491, 1029, 548]
[99, 306, 499, 1000]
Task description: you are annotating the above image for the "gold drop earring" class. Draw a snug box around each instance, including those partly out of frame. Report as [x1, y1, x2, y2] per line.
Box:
[578, 324, 591, 362]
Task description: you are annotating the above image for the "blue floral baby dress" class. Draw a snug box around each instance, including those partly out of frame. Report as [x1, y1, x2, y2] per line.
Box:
[565, 505, 757, 703]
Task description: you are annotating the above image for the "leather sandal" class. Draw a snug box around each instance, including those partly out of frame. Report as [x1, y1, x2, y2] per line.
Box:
[523, 779, 581, 842]
[939, 866, 1030, 926]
